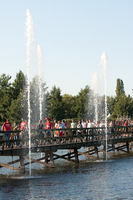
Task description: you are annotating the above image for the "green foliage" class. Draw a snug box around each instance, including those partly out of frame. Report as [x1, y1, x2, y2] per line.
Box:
[76, 86, 90, 120]
[62, 94, 77, 119]
[9, 71, 26, 123]
[8, 93, 23, 124]
[112, 94, 133, 118]
[0, 74, 12, 121]
[107, 96, 116, 115]
[47, 86, 64, 120]
[0, 71, 133, 124]
[115, 78, 125, 100]
[11, 70, 26, 99]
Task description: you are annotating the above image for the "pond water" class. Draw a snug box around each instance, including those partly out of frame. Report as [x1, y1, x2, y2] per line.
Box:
[0, 151, 133, 200]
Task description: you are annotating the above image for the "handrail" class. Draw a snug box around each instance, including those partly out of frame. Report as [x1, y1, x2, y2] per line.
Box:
[0, 126, 133, 149]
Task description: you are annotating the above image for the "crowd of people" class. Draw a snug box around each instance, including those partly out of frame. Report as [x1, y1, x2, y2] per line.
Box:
[0, 117, 132, 147]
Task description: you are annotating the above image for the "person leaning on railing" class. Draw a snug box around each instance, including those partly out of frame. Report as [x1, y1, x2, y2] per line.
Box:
[70, 119, 77, 137]
[45, 117, 52, 144]
[2, 119, 12, 147]
[13, 122, 20, 146]
[81, 119, 87, 135]
[36, 119, 44, 145]
[77, 121, 82, 142]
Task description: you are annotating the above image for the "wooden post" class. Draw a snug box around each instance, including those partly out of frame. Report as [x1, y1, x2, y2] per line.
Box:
[126, 141, 130, 153]
[95, 146, 99, 159]
[103, 144, 106, 154]
[68, 150, 71, 161]
[74, 148, 79, 163]
[112, 143, 115, 154]
[117, 143, 119, 152]
[50, 152, 54, 166]
[45, 152, 48, 163]
[19, 156, 25, 173]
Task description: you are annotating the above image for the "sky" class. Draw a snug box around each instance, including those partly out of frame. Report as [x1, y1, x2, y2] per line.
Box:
[0, 0, 133, 97]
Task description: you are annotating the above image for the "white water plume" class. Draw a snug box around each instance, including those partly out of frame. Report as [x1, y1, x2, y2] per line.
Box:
[91, 73, 99, 123]
[26, 9, 35, 176]
[37, 44, 44, 120]
[100, 52, 108, 160]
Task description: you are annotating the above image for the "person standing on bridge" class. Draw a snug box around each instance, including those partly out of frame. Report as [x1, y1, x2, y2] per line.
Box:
[58, 120, 66, 143]
[45, 117, 52, 144]
[2, 119, 12, 147]
[20, 118, 28, 145]
[37, 119, 44, 145]
[13, 122, 20, 146]
[87, 119, 94, 140]
[70, 119, 77, 142]
[77, 120, 82, 141]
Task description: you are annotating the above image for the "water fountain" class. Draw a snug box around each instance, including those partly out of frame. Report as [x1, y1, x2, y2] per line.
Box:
[37, 44, 44, 159]
[100, 52, 108, 160]
[26, 9, 35, 175]
[25, 10, 45, 174]
[91, 72, 99, 123]
[37, 44, 44, 120]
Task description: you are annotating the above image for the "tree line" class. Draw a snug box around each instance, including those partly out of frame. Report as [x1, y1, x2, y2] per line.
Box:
[0, 70, 133, 125]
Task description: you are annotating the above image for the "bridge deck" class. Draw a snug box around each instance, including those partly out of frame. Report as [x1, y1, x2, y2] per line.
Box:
[0, 126, 133, 173]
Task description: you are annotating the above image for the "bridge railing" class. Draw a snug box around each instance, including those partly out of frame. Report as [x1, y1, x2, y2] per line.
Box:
[0, 126, 133, 149]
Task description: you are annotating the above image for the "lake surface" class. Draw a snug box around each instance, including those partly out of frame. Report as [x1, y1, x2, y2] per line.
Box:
[0, 151, 133, 200]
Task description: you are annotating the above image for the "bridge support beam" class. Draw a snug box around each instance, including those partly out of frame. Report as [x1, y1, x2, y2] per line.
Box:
[45, 152, 48, 163]
[45, 151, 55, 167]
[95, 146, 99, 159]
[19, 156, 25, 173]
[74, 148, 79, 163]
[126, 141, 130, 153]
[50, 152, 55, 166]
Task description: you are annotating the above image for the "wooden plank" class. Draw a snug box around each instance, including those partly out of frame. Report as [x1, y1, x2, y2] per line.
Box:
[23, 156, 55, 168]
[79, 151, 97, 158]
[53, 153, 77, 162]
[53, 152, 74, 160]
[24, 156, 46, 166]
[78, 151, 97, 158]
[0, 159, 20, 168]
[0, 162, 21, 172]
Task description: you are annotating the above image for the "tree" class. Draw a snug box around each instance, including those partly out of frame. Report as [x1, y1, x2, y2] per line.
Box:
[115, 78, 125, 100]
[111, 78, 133, 119]
[11, 70, 26, 99]
[47, 86, 64, 120]
[113, 94, 133, 119]
[62, 94, 77, 119]
[8, 93, 23, 124]
[76, 86, 90, 120]
[0, 74, 12, 122]
[8, 71, 26, 123]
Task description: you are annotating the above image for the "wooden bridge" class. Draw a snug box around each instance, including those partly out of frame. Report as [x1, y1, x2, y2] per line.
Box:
[0, 125, 133, 173]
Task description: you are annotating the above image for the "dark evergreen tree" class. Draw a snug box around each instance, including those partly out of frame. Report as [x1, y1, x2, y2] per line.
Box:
[0, 74, 12, 122]
[8, 71, 26, 123]
[62, 94, 77, 119]
[47, 86, 64, 120]
[115, 78, 125, 100]
[76, 86, 90, 120]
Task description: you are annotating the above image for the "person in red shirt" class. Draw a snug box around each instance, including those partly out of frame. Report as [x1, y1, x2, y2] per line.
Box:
[2, 119, 12, 147]
[45, 117, 52, 138]
[20, 118, 27, 131]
